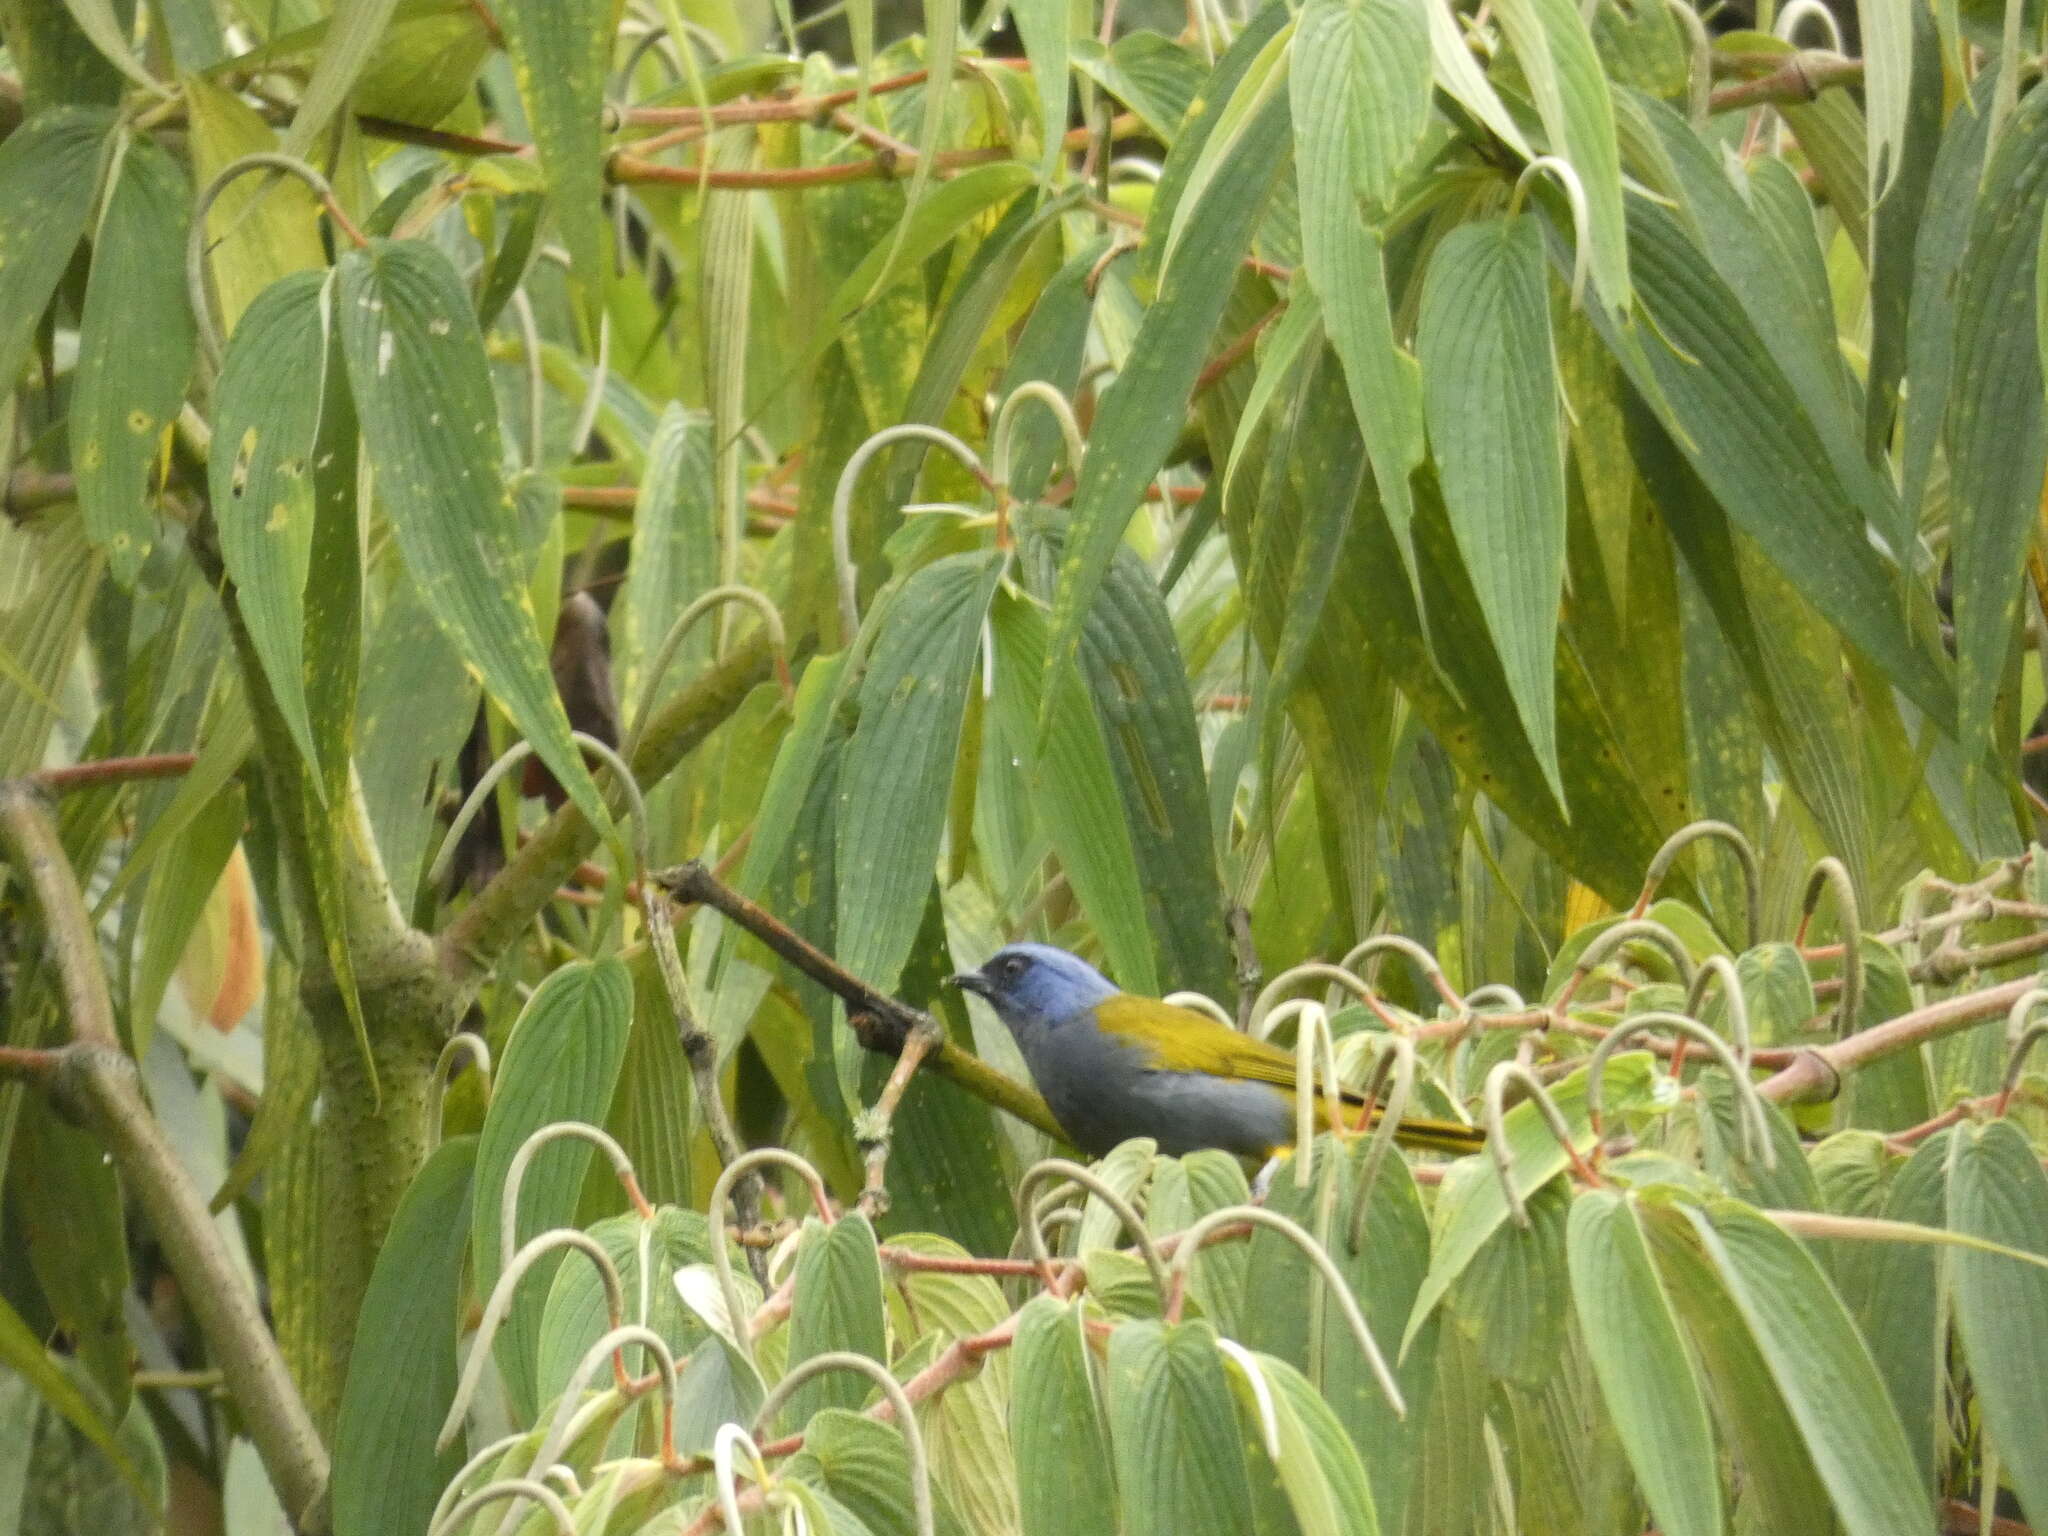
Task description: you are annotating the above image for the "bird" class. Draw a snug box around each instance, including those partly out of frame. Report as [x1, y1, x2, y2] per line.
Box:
[947, 942, 1485, 1161]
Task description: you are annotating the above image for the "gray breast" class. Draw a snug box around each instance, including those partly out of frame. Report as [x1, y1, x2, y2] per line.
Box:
[1015, 1017, 1292, 1159]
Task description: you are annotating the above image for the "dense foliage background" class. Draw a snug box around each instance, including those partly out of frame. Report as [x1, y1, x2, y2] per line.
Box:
[5, 0, 2048, 1528]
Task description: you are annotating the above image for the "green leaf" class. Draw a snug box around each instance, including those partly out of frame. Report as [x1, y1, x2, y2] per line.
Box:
[0, 517, 102, 777]
[1405, 1051, 1657, 1353]
[1688, 1200, 1931, 1536]
[1010, 0, 1070, 185]
[1946, 1119, 2048, 1526]
[1492, 0, 1629, 312]
[185, 75, 326, 333]
[1243, 1139, 1433, 1532]
[1597, 197, 1954, 730]
[1454, 1176, 1570, 1386]
[1418, 214, 1568, 802]
[1567, 1190, 1721, 1536]
[1223, 1350, 1381, 1536]
[1947, 78, 2048, 766]
[827, 162, 1037, 332]
[988, 589, 1155, 994]
[535, 1206, 713, 1396]
[834, 552, 1002, 997]
[70, 136, 193, 584]
[1044, 34, 1290, 731]
[493, 0, 610, 297]
[336, 237, 610, 833]
[470, 958, 635, 1422]
[0, 1295, 146, 1499]
[1106, 1320, 1256, 1536]
[58, 0, 163, 92]
[131, 782, 244, 1058]
[278, 0, 403, 160]
[1017, 517, 1231, 1002]
[332, 1136, 476, 1536]
[1012, 1295, 1118, 1536]
[0, 106, 113, 391]
[11, 1096, 133, 1420]
[209, 270, 330, 771]
[782, 1214, 890, 1424]
[1291, 0, 1429, 212]
[787, 1409, 969, 1536]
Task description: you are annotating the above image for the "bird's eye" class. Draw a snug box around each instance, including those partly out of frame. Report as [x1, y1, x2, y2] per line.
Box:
[1001, 956, 1027, 981]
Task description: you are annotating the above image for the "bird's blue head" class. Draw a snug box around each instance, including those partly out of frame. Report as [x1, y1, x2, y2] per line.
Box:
[947, 943, 1118, 1039]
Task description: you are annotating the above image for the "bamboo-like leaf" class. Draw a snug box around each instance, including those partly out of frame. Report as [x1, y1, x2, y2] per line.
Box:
[1426, 0, 1530, 156]
[827, 163, 1037, 332]
[278, 0, 403, 159]
[782, 1213, 890, 1424]
[1491, 0, 1629, 312]
[493, 0, 610, 295]
[1946, 1119, 2048, 1526]
[58, 0, 163, 93]
[0, 1295, 146, 1498]
[1012, 1295, 1117, 1536]
[1011, 0, 1070, 185]
[0, 516, 102, 778]
[1688, 1200, 1931, 1536]
[1106, 1320, 1257, 1536]
[336, 237, 610, 833]
[0, 106, 113, 392]
[1946, 77, 2048, 766]
[988, 589, 1155, 994]
[834, 552, 1003, 997]
[1291, 0, 1429, 211]
[70, 136, 193, 584]
[1862, 0, 1914, 202]
[1045, 48, 1289, 734]
[12, 1097, 133, 1420]
[469, 958, 635, 1421]
[1595, 198, 1954, 729]
[209, 270, 329, 770]
[1567, 1190, 1721, 1536]
[332, 1136, 476, 1536]
[1419, 213, 1567, 801]
[132, 786, 244, 1059]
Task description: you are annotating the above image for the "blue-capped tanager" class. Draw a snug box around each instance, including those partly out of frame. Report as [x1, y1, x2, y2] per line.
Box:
[947, 942, 1484, 1160]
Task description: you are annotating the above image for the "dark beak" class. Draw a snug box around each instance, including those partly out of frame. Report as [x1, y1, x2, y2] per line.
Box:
[946, 972, 992, 998]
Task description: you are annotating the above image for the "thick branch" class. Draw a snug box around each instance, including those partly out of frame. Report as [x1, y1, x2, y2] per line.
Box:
[0, 782, 331, 1531]
[1757, 972, 2045, 1103]
[1710, 51, 1864, 112]
[31, 753, 198, 792]
[437, 633, 775, 991]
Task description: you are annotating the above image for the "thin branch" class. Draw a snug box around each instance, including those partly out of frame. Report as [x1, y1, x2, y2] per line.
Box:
[32, 753, 197, 792]
[655, 861, 1063, 1139]
[0, 781, 331, 1531]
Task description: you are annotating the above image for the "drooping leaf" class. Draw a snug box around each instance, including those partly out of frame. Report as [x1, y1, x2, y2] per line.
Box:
[1945, 77, 2048, 768]
[469, 958, 635, 1421]
[493, 0, 610, 297]
[70, 136, 193, 584]
[332, 1137, 476, 1536]
[0, 106, 113, 391]
[1688, 1200, 1932, 1536]
[782, 1213, 890, 1424]
[1947, 1119, 2048, 1526]
[1567, 1190, 1721, 1536]
[1012, 1295, 1118, 1536]
[1044, 30, 1289, 731]
[209, 270, 330, 771]
[336, 237, 610, 832]
[1106, 1320, 1257, 1536]
[1418, 213, 1568, 802]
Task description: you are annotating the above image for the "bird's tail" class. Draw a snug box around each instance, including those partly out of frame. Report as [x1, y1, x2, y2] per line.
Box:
[1316, 1097, 1486, 1156]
